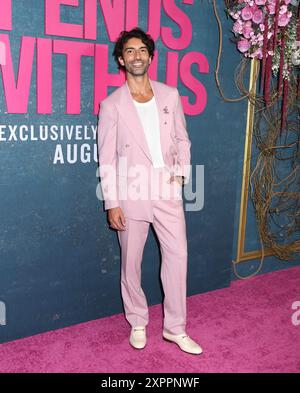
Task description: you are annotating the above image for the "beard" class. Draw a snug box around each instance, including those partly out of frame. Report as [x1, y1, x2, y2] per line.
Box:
[124, 60, 150, 76]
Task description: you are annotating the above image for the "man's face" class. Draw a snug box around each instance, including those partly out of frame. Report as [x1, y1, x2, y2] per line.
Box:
[118, 37, 151, 76]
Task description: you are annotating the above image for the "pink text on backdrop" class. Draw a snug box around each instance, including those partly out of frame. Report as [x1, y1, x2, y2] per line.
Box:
[0, 0, 12, 31]
[0, 0, 209, 115]
[0, 34, 209, 115]
[0, 41, 6, 65]
[44, 0, 194, 49]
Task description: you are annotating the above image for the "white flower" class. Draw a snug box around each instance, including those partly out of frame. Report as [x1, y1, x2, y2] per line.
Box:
[259, 23, 265, 32]
[291, 50, 300, 65]
[279, 5, 288, 14]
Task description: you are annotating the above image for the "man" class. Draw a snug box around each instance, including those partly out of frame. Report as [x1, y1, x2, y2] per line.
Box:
[97, 28, 202, 355]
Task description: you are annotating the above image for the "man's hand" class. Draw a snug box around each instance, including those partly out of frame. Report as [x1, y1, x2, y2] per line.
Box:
[168, 175, 184, 186]
[108, 207, 126, 231]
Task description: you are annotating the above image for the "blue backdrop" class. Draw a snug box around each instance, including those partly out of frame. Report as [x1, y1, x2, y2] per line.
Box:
[0, 0, 298, 344]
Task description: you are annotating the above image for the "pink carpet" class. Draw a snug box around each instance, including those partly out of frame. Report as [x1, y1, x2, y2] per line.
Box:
[0, 266, 299, 373]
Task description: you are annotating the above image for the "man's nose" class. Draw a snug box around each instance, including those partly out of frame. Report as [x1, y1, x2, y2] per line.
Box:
[134, 50, 141, 60]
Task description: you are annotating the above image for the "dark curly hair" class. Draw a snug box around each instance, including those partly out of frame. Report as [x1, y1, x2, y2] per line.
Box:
[113, 27, 155, 70]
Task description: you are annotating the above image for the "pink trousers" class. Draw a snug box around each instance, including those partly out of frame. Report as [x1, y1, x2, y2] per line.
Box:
[117, 169, 188, 335]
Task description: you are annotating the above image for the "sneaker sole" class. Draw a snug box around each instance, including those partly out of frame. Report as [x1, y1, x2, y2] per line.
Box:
[129, 341, 147, 350]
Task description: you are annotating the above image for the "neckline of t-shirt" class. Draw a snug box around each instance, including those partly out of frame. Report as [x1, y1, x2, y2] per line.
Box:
[133, 96, 155, 106]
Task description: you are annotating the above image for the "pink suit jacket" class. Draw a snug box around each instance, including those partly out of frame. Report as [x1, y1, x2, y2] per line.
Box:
[97, 79, 191, 222]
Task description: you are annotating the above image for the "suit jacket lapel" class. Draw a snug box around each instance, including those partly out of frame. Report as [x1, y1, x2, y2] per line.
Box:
[118, 82, 153, 163]
[117, 79, 168, 163]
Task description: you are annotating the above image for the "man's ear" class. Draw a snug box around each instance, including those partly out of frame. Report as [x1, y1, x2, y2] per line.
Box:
[118, 56, 125, 67]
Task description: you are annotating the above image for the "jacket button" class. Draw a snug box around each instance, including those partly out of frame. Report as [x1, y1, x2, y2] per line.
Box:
[125, 144, 130, 147]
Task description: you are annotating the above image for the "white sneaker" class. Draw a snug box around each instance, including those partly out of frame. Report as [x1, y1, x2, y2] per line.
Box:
[129, 326, 147, 349]
[163, 331, 203, 355]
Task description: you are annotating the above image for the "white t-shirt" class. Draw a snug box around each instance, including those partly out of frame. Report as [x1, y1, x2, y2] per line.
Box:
[133, 96, 165, 168]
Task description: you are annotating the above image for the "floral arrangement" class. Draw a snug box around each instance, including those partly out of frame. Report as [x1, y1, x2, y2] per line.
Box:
[226, 0, 299, 118]
[222, 0, 300, 267]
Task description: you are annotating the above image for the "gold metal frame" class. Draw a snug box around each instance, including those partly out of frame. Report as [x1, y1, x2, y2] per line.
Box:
[235, 59, 273, 263]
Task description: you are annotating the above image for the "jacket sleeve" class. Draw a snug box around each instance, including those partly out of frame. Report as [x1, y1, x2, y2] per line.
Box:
[173, 88, 191, 184]
[97, 100, 120, 210]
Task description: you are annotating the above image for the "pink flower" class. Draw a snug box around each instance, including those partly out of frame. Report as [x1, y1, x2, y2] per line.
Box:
[233, 21, 243, 34]
[259, 23, 265, 32]
[278, 13, 291, 27]
[241, 6, 253, 21]
[252, 9, 263, 24]
[243, 25, 254, 38]
[268, 4, 276, 14]
[255, 0, 267, 5]
[251, 48, 263, 59]
[267, 0, 276, 14]
[279, 5, 288, 14]
[237, 39, 251, 53]
[257, 33, 264, 42]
